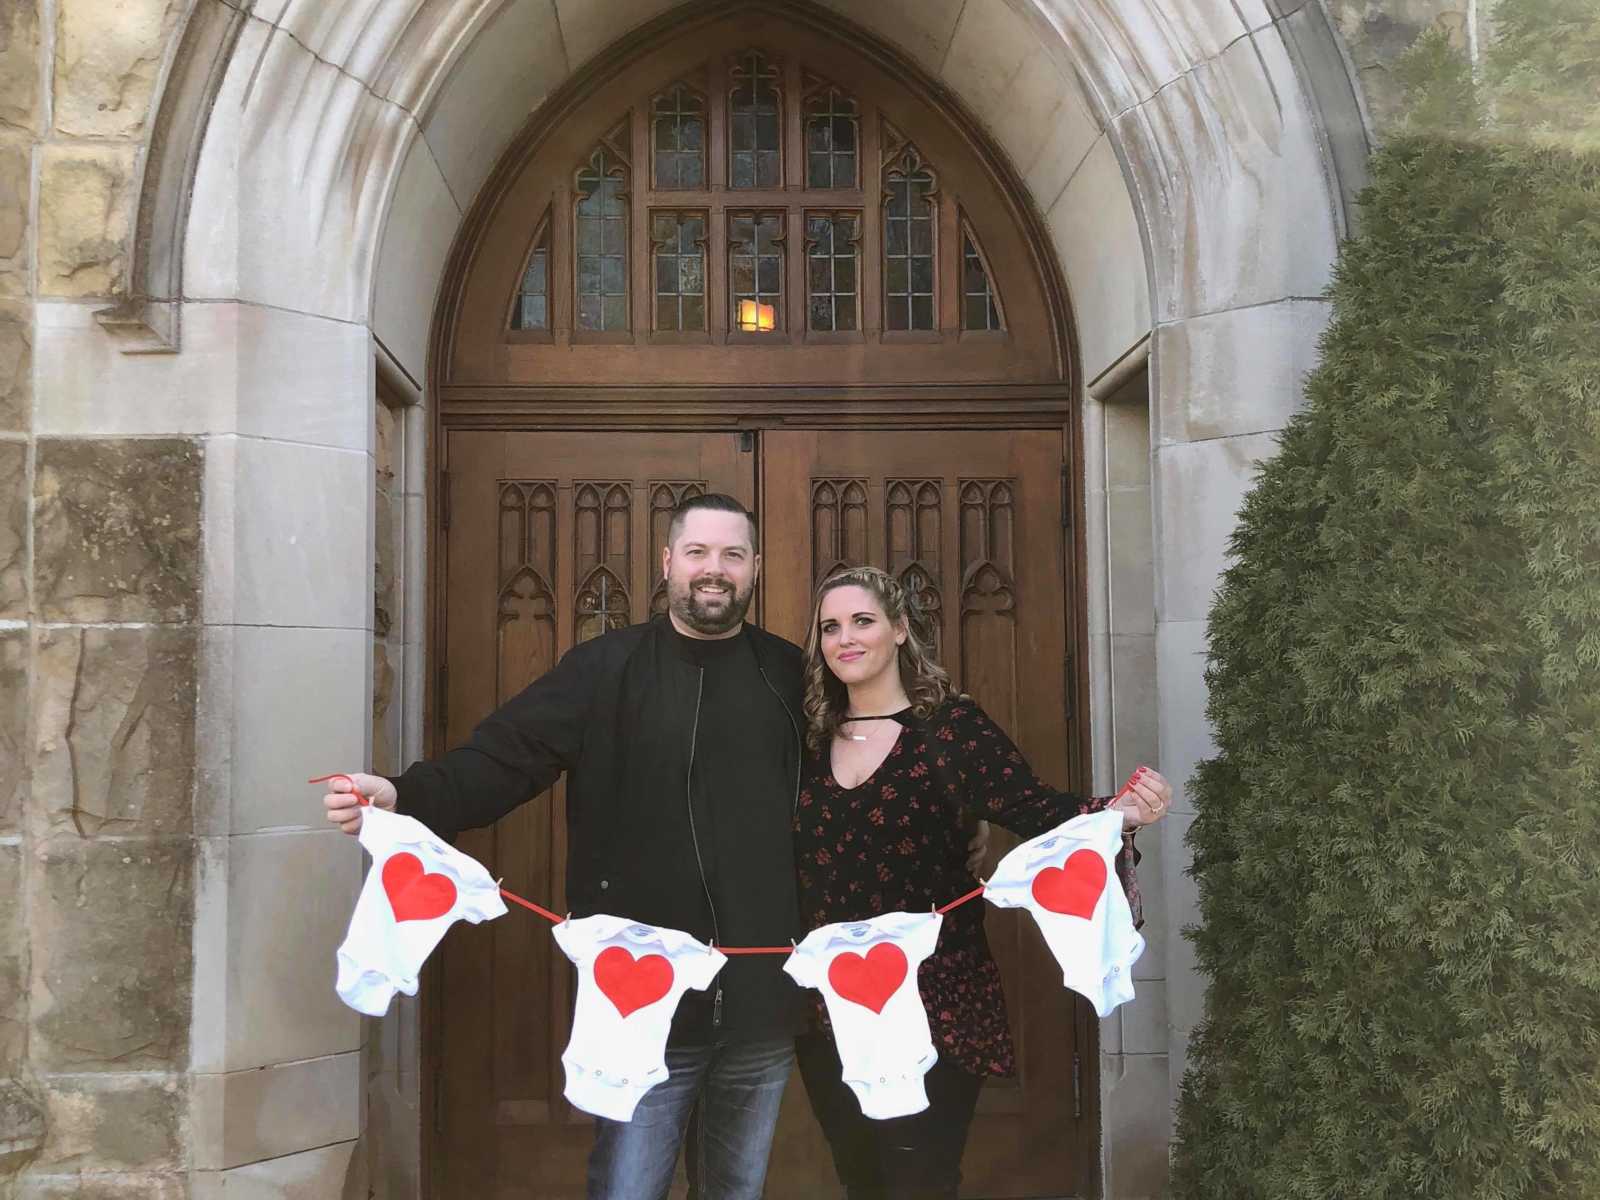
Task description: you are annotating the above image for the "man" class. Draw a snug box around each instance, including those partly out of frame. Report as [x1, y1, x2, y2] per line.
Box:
[325, 493, 805, 1199]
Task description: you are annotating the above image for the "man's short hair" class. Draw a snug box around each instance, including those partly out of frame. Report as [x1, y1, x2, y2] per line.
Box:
[666, 493, 758, 551]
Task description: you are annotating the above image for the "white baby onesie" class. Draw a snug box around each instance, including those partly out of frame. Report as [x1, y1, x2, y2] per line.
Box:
[784, 911, 942, 1120]
[552, 915, 727, 1122]
[985, 808, 1144, 1017]
[335, 805, 508, 1016]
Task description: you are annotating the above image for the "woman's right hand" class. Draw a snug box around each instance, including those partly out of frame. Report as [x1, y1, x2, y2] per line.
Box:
[322, 773, 398, 835]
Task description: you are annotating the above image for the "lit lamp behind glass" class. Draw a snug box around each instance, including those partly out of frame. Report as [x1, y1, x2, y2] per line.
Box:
[737, 299, 777, 332]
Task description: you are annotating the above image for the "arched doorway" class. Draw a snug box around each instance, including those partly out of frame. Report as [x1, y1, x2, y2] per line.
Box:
[20, 0, 1368, 1187]
[425, 8, 1093, 1196]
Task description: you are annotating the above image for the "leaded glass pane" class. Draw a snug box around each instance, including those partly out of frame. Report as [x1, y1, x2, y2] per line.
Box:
[512, 228, 550, 330]
[962, 231, 1002, 331]
[730, 211, 783, 332]
[729, 53, 781, 189]
[650, 211, 707, 332]
[652, 85, 706, 189]
[805, 211, 860, 332]
[575, 147, 629, 332]
[804, 89, 859, 188]
[884, 159, 935, 332]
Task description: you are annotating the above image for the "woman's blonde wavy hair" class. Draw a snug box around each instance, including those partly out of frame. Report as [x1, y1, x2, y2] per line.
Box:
[802, 566, 952, 752]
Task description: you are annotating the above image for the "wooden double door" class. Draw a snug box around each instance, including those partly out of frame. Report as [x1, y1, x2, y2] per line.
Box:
[429, 425, 1091, 1198]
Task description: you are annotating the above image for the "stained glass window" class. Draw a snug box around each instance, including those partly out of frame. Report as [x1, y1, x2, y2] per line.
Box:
[512, 224, 549, 330]
[730, 212, 783, 332]
[652, 85, 706, 189]
[884, 152, 936, 331]
[507, 63, 1008, 352]
[962, 229, 1002, 331]
[805, 88, 858, 188]
[575, 146, 629, 332]
[729, 52, 781, 189]
[651, 211, 707, 332]
[806, 212, 859, 332]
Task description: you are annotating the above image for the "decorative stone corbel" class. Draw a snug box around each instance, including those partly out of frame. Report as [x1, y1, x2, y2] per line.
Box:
[94, 297, 182, 355]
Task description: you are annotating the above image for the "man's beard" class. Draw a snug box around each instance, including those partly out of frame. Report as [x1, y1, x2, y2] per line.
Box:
[669, 575, 754, 635]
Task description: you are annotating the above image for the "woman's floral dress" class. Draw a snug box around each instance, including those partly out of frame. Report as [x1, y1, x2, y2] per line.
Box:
[794, 696, 1136, 1077]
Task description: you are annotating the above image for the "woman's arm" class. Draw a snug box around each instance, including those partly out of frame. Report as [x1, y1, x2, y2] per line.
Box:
[936, 698, 1103, 839]
[935, 699, 1165, 924]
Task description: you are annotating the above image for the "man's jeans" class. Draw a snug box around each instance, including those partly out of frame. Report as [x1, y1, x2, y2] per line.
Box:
[586, 1035, 794, 1200]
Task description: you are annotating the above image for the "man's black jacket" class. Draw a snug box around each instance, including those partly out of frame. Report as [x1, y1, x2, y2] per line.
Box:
[390, 615, 805, 951]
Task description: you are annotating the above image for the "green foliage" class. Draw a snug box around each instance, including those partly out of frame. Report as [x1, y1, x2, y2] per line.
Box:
[1394, 29, 1482, 139]
[1171, 6, 1600, 1196]
[1489, 0, 1600, 153]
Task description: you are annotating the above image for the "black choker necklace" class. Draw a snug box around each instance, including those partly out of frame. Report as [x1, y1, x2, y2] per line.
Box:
[840, 713, 900, 742]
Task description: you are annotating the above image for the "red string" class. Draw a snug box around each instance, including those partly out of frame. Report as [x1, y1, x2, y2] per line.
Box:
[499, 888, 565, 924]
[936, 884, 987, 914]
[311, 776, 989, 952]
[309, 773, 369, 805]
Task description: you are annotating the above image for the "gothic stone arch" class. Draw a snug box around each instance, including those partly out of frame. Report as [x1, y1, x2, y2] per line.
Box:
[59, 0, 1364, 1193]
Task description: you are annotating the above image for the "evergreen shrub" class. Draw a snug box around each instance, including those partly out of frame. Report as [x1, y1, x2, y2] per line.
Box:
[1170, 8, 1600, 1197]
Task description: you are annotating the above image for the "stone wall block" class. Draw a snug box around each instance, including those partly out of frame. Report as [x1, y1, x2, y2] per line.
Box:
[0, 1, 40, 131]
[0, 299, 31, 428]
[34, 1075, 185, 1173]
[1046, 136, 1152, 381]
[1101, 1052, 1173, 1197]
[189, 1142, 353, 1200]
[36, 145, 135, 299]
[0, 132, 30, 299]
[17, 1173, 187, 1200]
[373, 640, 395, 776]
[811, 0, 965, 74]
[1324, 0, 1469, 131]
[53, 0, 177, 138]
[373, 398, 396, 489]
[34, 438, 202, 623]
[0, 441, 23, 616]
[417, 0, 568, 228]
[192, 1053, 358, 1170]
[0, 843, 24, 1073]
[374, 486, 396, 638]
[0, 1077, 46, 1183]
[31, 626, 197, 838]
[29, 839, 193, 1072]
[374, 397, 398, 639]
[0, 630, 25, 833]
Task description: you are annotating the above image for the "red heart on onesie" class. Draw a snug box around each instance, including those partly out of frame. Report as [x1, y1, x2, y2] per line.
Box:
[594, 946, 674, 1018]
[1030, 849, 1107, 919]
[382, 852, 458, 922]
[828, 942, 908, 1014]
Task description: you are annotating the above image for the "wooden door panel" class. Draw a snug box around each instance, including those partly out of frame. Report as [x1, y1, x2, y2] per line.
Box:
[432, 427, 1084, 1199]
[434, 431, 753, 1200]
[762, 429, 1083, 1198]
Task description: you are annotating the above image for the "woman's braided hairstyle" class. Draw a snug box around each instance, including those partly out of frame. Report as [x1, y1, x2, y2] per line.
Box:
[801, 565, 952, 752]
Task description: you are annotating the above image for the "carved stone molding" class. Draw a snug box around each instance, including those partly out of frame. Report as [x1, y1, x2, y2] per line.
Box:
[93, 0, 249, 354]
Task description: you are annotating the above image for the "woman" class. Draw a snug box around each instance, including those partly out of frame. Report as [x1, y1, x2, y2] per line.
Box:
[793, 566, 1170, 1200]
